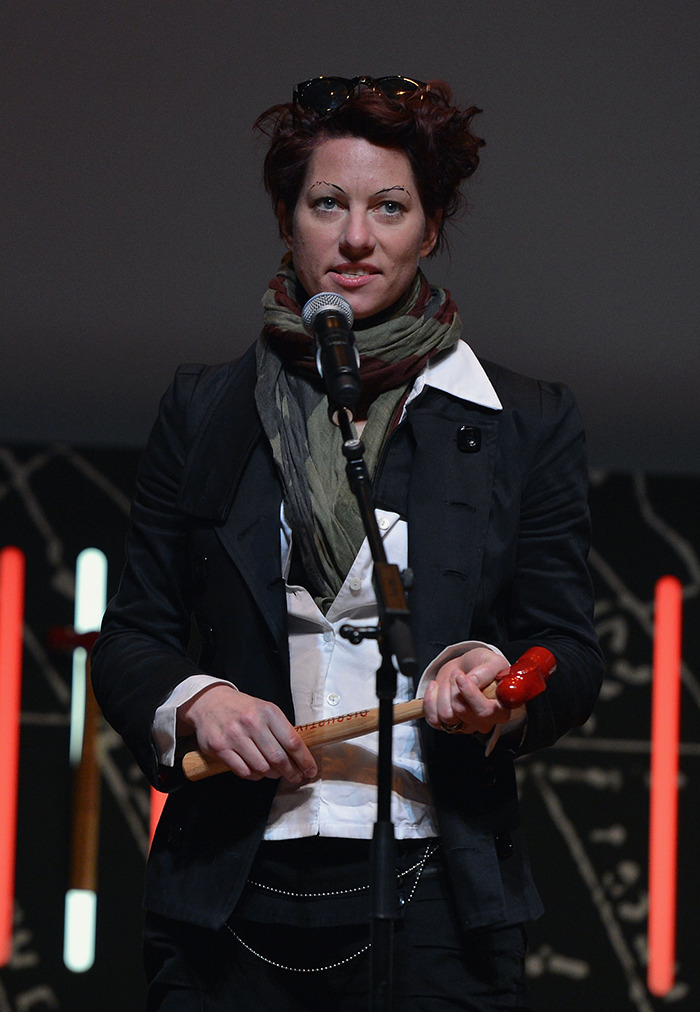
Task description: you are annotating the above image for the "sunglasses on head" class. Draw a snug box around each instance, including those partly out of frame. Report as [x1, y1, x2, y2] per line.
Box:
[293, 76, 427, 115]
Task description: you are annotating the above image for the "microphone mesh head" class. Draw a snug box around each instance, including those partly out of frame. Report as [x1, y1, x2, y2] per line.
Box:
[301, 292, 354, 332]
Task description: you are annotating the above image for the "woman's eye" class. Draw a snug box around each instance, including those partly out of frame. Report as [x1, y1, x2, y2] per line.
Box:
[314, 196, 339, 211]
[379, 200, 404, 216]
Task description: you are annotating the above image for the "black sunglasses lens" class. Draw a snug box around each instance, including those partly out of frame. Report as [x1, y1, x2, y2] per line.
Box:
[294, 76, 426, 113]
[375, 77, 425, 99]
[296, 77, 353, 112]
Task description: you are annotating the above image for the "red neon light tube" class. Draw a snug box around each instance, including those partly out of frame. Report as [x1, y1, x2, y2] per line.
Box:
[150, 788, 167, 848]
[648, 575, 682, 997]
[0, 547, 26, 967]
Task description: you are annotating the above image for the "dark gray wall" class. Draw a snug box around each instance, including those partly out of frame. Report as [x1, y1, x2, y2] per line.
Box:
[3, 2, 698, 470]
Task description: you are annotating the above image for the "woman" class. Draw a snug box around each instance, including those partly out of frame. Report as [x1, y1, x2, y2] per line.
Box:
[92, 76, 603, 1011]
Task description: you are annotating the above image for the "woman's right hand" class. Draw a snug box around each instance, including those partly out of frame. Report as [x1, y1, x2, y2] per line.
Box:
[177, 684, 318, 785]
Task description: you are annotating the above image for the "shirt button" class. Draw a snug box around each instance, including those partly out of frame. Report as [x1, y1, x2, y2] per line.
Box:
[378, 516, 390, 530]
[327, 693, 341, 707]
[348, 577, 363, 593]
[323, 630, 334, 642]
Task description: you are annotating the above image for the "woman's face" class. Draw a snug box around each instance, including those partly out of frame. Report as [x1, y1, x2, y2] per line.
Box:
[279, 136, 439, 320]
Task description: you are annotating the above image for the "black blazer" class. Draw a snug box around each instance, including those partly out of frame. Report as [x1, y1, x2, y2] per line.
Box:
[92, 343, 603, 931]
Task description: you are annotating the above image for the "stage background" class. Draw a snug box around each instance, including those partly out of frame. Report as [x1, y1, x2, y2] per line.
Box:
[0, 446, 697, 1011]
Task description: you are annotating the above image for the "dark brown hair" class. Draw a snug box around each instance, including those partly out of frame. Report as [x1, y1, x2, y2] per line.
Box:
[254, 80, 484, 255]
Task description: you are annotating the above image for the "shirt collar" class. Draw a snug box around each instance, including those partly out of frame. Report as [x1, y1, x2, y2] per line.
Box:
[405, 340, 502, 411]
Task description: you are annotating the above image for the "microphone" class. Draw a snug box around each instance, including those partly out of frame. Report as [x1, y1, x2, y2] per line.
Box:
[302, 292, 361, 409]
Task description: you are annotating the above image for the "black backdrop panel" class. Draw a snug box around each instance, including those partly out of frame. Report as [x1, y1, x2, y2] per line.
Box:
[0, 447, 697, 1010]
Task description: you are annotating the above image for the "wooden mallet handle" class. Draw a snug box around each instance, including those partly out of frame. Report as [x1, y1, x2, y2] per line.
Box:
[181, 646, 556, 782]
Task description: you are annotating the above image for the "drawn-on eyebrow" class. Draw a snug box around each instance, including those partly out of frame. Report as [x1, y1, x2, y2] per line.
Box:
[374, 185, 412, 197]
[307, 180, 346, 195]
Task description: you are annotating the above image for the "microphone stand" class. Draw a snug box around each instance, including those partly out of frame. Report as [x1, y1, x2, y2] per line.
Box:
[333, 404, 418, 1012]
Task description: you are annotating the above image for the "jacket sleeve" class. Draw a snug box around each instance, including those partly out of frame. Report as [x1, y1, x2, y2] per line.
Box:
[91, 365, 208, 787]
[498, 379, 604, 754]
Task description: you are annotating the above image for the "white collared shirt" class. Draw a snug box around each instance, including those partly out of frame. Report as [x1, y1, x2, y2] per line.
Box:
[154, 340, 504, 839]
[267, 509, 437, 839]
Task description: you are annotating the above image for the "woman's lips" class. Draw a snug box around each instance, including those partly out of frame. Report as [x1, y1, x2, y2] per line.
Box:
[328, 269, 378, 289]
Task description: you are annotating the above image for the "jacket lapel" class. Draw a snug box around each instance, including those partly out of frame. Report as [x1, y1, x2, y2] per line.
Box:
[177, 349, 288, 660]
[403, 390, 500, 676]
[214, 442, 287, 660]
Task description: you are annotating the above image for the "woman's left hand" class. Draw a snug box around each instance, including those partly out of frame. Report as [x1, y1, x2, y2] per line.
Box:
[422, 646, 512, 735]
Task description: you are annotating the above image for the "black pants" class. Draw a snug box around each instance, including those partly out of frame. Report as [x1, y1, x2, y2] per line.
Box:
[144, 851, 533, 1011]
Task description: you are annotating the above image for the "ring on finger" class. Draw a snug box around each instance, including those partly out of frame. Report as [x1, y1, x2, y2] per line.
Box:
[440, 720, 464, 734]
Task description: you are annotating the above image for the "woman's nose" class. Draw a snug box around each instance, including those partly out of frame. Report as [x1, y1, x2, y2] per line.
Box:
[339, 209, 374, 255]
